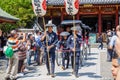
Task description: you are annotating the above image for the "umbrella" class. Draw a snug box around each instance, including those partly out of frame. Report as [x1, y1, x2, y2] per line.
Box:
[60, 32, 70, 36]
[71, 24, 82, 31]
[61, 20, 82, 25]
[71, 26, 81, 31]
[81, 24, 91, 30]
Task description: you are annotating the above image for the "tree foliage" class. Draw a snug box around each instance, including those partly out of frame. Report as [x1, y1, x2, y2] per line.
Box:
[0, 0, 36, 32]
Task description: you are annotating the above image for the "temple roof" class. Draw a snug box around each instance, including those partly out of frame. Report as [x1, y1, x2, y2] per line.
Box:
[0, 8, 19, 23]
[47, 0, 120, 6]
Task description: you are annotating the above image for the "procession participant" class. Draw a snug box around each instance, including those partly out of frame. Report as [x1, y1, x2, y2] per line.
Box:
[41, 21, 58, 77]
[57, 32, 70, 70]
[68, 26, 82, 78]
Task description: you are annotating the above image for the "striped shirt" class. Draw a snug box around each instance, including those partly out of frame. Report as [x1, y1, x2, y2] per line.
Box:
[7, 37, 20, 53]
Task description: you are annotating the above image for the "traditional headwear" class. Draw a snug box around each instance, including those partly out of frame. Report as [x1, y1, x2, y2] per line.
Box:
[60, 32, 70, 36]
[45, 20, 56, 27]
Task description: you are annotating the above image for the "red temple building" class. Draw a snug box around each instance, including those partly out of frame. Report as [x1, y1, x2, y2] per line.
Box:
[40, 0, 120, 33]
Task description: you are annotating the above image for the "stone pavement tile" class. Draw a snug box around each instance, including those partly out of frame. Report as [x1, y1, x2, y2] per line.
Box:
[18, 48, 101, 80]
[100, 48, 114, 80]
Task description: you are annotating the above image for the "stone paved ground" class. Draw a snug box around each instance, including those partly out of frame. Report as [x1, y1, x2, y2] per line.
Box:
[0, 57, 7, 80]
[17, 48, 101, 80]
[0, 44, 114, 80]
[100, 48, 114, 80]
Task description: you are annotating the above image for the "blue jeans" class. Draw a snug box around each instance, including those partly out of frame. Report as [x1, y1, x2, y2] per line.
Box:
[27, 50, 34, 65]
[34, 49, 40, 65]
[107, 49, 113, 61]
[98, 42, 103, 49]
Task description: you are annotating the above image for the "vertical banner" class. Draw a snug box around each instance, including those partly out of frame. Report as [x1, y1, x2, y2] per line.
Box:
[32, 0, 47, 17]
[64, 0, 79, 16]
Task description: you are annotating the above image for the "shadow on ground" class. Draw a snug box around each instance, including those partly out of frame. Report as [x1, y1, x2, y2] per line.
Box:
[55, 72, 71, 77]
[79, 72, 101, 79]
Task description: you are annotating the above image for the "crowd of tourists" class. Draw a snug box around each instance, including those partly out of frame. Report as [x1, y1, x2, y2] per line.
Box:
[1, 21, 90, 80]
[1, 24, 120, 80]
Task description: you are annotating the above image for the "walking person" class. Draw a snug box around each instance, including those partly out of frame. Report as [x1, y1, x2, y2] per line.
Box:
[97, 34, 103, 49]
[57, 32, 70, 70]
[5, 30, 26, 80]
[41, 21, 58, 77]
[68, 26, 82, 78]
[107, 30, 113, 62]
[112, 28, 116, 36]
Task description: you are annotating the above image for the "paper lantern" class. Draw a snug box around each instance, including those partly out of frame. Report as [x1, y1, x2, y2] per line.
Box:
[32, 0, 47, 17]
[64, 0, 79, 15]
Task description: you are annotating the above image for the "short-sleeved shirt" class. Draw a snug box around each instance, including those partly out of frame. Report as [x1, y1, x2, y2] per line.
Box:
[110, 35, 118, 58]
[109, 35, 117, 47]
[7, 37, 20, 53]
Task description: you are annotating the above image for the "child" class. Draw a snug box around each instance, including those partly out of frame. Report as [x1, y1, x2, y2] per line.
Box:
[57, 32, 70, 70]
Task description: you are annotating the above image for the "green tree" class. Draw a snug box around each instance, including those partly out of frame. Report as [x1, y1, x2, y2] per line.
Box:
[0, 0, 36, 32]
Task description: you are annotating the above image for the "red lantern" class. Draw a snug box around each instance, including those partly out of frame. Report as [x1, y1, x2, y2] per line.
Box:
[64, 0, 79, 15]
[32, 0, 47, 17]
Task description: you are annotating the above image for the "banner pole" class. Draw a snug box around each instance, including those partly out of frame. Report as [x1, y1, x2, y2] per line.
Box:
[42, 17, 51, 74]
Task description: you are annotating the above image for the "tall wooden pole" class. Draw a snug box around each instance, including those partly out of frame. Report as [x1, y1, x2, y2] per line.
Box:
[42, 17, 51, 74]
[73, 16, 76, 74]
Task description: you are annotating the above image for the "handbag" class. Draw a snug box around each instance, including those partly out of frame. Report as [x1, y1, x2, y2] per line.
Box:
[4, 46, 14, 58]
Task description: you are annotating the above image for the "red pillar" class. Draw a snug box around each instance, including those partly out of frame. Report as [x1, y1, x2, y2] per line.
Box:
[61, 8, 64, 21]
[116, 5, 119, 27]
[98, 7, 102, 33]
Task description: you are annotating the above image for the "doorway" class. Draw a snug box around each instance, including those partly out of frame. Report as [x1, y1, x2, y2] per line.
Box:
[102, 15, 115, 32]
[81, 15, 98, 32]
